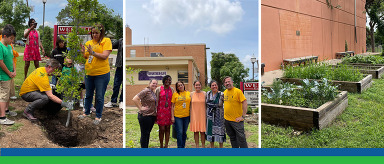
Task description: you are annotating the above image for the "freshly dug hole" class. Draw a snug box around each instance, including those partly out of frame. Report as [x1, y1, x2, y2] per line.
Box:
[34, 90, 98, 147]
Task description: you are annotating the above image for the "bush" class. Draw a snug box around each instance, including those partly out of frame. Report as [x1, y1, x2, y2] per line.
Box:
[247, 106, 253, 114]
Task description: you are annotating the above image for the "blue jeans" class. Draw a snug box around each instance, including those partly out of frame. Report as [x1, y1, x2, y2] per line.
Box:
[84, 72, 110, 118]
[51, 75, 58, 85]
[174, 116, 190, 148]
[111, 67, 123, 103]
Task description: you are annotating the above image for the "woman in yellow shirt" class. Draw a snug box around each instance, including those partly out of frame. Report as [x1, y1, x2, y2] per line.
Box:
[79, 23, 112, 125]
[171, 81, 191, 148]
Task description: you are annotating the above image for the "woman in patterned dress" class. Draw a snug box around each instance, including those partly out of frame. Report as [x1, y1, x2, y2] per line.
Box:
[24, 18, 45, 80]
[155, 75, 174, 148]
[206, 80, 226, 148]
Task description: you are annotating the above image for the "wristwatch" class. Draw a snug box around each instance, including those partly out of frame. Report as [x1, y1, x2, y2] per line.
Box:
[92, 51, 95, 55]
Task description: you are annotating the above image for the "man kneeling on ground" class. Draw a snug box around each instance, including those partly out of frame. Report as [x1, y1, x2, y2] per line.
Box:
[19, 59, 72, 121]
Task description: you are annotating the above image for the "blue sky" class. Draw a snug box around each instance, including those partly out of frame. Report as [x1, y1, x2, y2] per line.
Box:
[126, 0, 259, 81]
[27, 0, 123, 27]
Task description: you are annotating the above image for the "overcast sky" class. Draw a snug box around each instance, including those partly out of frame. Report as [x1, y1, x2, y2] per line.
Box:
[27, 0, 123, 27]
[126, 0, 259, 81]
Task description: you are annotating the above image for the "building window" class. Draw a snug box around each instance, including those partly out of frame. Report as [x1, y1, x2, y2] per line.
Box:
[130, 50, 136, 57]
[178, 71, 188, 83]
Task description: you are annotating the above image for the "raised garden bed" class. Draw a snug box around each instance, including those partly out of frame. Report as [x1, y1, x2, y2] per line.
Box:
[261, 91, 348, 131]
[279, 74, 372, 93]
[337, 64, 384, 79]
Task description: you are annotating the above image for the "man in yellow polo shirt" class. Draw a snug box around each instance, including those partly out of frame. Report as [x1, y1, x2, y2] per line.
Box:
[20, 59, 72, 121]
[223, 76, 248, 148]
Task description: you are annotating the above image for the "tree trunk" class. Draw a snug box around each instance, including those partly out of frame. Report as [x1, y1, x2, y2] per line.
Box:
[370, 22, 375, 52]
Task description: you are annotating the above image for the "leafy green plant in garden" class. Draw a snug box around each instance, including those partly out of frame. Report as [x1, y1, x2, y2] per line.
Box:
[55, 0, 98, 127]
[342, 55, 384, 64]
[262, 79, 338, 108]
[345, 40, 348, 52]
[284, 63, 363, 82]
[262, 79, 294, 105]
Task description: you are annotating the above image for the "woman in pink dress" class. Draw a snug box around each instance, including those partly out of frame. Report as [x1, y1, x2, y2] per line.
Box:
[24, 19, 45, 79]
[155, 75, 174, 148]
[190, 80, 206, 148]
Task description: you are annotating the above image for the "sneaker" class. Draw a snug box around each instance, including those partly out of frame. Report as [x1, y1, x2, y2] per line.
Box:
[10, 96, 17, 100]
[104, 102, 118, 108]
[78, 114, 90, 119]
[119, 102, 124, 109]
[6, 110, 17, 117]
[23, 110, 37, 121]
[93, 118, 102, 125]
[0, 118, 15, 125]
[82, 107, 96, 113]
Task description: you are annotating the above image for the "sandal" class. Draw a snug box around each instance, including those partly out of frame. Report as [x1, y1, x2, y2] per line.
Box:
[93, 118, 102, 125]
[78, 114, 90, 119]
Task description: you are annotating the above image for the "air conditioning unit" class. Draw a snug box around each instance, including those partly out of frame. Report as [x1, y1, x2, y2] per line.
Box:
[150, 52, 163, 57]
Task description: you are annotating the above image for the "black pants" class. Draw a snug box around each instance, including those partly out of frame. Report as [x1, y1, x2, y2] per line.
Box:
[138, 114, 156, 148]
[224, 120, 248, 148]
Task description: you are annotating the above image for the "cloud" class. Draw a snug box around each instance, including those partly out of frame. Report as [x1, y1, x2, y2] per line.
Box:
[143, 0, 244, 35]
[44, 21, 55, 28]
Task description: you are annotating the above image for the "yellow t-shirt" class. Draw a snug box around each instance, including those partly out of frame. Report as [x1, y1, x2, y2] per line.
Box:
[171, 91, 191, 118]
[19, 67, 51, 96]
[223, 87, 246, 121]
[84, 37, 112, 76]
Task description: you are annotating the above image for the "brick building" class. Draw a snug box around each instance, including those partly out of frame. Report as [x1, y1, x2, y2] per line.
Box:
[126, 27, 207, 106]
[261, 0, 367, 72]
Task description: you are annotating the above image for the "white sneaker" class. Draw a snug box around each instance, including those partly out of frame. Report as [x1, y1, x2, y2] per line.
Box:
[104, 102, 118, 108]
[6, 110, 17, 117]
[10, 96, 17, 100]
[0, 118, 15, 125]
[119, 102, 124, 109]
[91, 107, 96, 112]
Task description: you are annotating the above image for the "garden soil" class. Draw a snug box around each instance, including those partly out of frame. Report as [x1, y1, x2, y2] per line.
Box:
[0, 98, 123, 148]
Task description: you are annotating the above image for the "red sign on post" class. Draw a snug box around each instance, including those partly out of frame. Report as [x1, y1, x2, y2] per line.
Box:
[243, 82, 259, 91]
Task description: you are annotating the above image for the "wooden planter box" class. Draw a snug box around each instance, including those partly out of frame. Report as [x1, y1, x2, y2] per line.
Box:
[279, 74, 372, 93]
[261, 91, 348, 131]
[336, 64, 384, 79]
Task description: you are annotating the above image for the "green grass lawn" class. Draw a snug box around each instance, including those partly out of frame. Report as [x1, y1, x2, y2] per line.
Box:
[126, 113, 258, 148]
[13, 45, 25, 53]
[262, 78, 384, 148]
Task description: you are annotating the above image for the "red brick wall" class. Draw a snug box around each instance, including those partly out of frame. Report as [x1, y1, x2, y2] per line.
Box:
[262, 0, 366, 72]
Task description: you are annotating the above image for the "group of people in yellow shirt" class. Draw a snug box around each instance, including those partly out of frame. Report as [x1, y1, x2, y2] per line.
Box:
[134, 75, 249, 148]
[0, 22, 112, 126]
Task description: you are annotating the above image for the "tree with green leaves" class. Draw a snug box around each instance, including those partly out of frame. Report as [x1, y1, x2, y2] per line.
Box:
[210, 52, 249, 89]
[55, 0, 98, 127]
[0, 0, 30, 39]
[38, 25, 53, 57]
[56, 2, 123, 39]
[366, 0, 384, 52]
